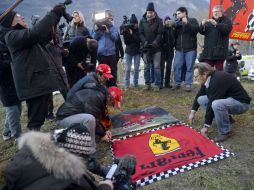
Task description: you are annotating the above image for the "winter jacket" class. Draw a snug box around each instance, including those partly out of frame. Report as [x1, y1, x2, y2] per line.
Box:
[0, 12, 66, 100]
[162, 25, 175, 52]
[56, 84, 108, 137]
[139, 13, 163, 52]
[0, 41, 20, 107]
[67, 72, 100, 99]
[199, 16, 232, 60]
[224, 46, 242, 73]
[3, 131, 111, 190]
[174, 17, 199, 52]
[63, 24, 90, 41]
[123, 28, 140, 56]
[92, 25, 118, 56]
[192, 71, 251, 125]
[68, 35, 97, 83]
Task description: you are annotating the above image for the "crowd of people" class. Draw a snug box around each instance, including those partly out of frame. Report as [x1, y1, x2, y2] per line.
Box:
[0, 1, 252, 189]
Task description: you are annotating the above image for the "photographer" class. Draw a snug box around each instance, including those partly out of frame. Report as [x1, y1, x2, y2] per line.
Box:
[224, 42, 242, 77]
[67, 36, 98, 87]
[3, 122, 114, 190]
[139, 2, 163, 91]
[199, 5, 232, 71]
[63, 10, 90, 41]
[122, 14, 141, 90]
[0, 40, 21, 141]
[92, 10, 118, 87]
[172, 7, 199, 92]
[0, 5, 68, 131]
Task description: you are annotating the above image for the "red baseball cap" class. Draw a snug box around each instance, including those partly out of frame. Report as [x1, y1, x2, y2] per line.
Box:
[108, 87, 122, 108]
[96, 64, 113, 79]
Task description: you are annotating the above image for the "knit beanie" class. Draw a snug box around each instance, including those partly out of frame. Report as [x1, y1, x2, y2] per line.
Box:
[146, 2, 155, 12]
[129, 14, 138, 24]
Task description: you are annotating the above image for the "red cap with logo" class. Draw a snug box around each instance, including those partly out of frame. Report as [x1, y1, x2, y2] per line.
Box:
[96, 64, 113, 79]
[108, 87, 122, 108]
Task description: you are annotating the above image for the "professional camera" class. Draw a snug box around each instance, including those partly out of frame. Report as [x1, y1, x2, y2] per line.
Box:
[31, 15, 40, 26]
[120, 16, 135, 35]
[106, 155, 136, 190]
[173, 12, 182, 26]
[92, 10, 112, 31]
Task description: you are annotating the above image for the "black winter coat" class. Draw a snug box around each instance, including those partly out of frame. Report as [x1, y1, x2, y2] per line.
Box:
[56, 84, 108, 137]
[174, 17, 199, 52]
[139, 13, 163, 52]
[162, 25, 175, 52]
[123, 28, 140, 56]
[0, 41, 20, 107]
[1, 12, 66, 100]
[199, 16, 232, 60]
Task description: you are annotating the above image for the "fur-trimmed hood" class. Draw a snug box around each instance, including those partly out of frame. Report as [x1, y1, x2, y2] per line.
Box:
[18, 131, 87, 181]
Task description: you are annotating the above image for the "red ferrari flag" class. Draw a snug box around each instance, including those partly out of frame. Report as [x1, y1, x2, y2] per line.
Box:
[111, 124, 233, 187]
[210, 0, 254, 41]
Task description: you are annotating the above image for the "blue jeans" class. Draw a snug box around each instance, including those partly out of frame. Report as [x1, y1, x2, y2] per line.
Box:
[143, 51, 161, 86]
[197, 95, 249, 134]
[3, 103, 22, 138]
[173, 50, 197, 86]
[124, 53, 141, 88]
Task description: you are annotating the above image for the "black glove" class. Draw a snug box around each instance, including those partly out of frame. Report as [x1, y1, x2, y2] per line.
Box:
[52, 4, 66, 18]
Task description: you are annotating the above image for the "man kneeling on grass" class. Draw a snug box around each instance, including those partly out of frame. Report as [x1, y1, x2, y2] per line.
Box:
[56, 84, 122, 143]
[188, 62, 251, 142]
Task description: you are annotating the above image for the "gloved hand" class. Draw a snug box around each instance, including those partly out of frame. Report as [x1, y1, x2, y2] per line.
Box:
[52, 4, 66, 18]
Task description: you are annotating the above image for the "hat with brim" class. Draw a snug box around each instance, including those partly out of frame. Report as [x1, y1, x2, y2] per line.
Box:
[96, 64, 114, 79]
[108, 86, 122, 108]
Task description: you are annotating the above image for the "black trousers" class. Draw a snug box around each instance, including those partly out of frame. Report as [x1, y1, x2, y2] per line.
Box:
[47, 90, 67, 117]
[97, 54, 117, 87]
[160, 50, 174, 87]
[26, 94, 51, 130]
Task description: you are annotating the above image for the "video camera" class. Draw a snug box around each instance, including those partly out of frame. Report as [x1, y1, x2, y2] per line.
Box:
[92, 10, 112, 31]
[106, 156, 136, 190]
[120, 16, 135, 35]
[31, 15, 40, 26]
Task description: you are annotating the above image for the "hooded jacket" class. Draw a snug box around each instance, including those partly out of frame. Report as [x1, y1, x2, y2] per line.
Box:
[0, 12, 66, 100]
[3, 131, 111, 190]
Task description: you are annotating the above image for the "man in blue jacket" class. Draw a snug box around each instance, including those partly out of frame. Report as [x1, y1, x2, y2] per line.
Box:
[92, 10, 118, 86]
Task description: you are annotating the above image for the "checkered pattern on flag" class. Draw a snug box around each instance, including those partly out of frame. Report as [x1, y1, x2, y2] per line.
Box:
[111, 123, 234, 187]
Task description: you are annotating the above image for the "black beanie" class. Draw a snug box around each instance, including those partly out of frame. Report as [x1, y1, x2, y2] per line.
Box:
[146, 2, 155, 12]
[0, 11, 17, 28]
[129, 14, 138, 24]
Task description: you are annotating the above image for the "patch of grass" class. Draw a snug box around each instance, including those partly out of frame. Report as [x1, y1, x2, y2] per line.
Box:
[0, 82, 254, 189]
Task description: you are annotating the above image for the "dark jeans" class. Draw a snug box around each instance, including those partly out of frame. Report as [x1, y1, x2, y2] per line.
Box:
[160, 50, 174, 87]
[98, 54, 117, 87]
[26, 94, 51, 130]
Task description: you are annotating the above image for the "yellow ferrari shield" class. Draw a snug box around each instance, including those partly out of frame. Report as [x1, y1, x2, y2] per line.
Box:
[149, 133, 181, 156]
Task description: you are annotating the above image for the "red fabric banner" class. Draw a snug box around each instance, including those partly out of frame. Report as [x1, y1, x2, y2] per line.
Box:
[210, 0, 254, 41]
[111, 124, 233, 187]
